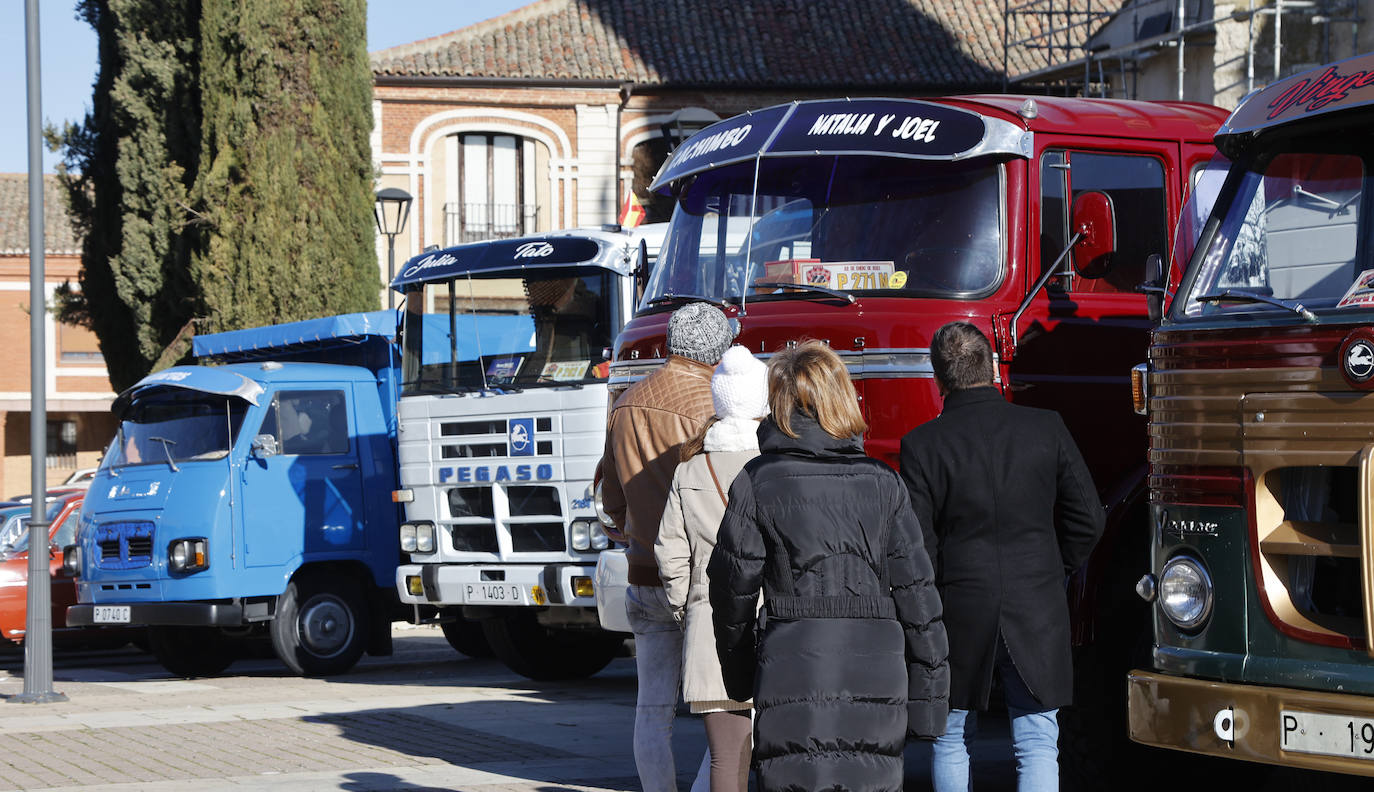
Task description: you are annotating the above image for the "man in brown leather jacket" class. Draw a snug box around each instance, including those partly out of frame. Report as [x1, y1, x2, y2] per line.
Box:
[601, 301, 732, 792]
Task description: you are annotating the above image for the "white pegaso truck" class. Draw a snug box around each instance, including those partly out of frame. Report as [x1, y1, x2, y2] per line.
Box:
[391, 225, 663, 679]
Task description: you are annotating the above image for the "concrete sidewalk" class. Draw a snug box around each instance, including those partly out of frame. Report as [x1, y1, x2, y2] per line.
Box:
[0, 628, 673, 792]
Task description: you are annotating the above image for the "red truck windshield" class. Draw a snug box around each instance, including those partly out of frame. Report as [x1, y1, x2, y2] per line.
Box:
[644, 156, 1003, 307]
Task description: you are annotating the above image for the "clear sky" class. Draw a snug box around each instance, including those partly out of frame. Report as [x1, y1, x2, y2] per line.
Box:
[1, 0, 532, 174]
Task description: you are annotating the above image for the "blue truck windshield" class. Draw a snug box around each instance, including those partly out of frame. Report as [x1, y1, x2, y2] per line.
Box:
[644, 156, 1003, 307]
[104, 392, 249, 469]
[1179, 147, 1370, 320]
[401, 267, 619, 394]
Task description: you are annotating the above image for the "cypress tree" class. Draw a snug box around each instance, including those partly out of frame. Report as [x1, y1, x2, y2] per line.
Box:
[52, 0, 202, 392]
[192, 0, 377, 331]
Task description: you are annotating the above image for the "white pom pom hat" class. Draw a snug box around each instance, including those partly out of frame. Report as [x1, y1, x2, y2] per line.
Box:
[711, 345, 770, 420]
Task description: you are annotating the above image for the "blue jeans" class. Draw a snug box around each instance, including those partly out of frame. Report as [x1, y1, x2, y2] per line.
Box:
[932, 638, 1058, 792]
[626, 585, 710, 792]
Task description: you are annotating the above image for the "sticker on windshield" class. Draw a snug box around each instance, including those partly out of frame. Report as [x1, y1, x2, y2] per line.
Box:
[761, 260, 895, 291]
[541, 361, 589, 381]
[1337, 269, 1374, 309]
[888, 271, 908, 289]
[487, 357, 523, 381]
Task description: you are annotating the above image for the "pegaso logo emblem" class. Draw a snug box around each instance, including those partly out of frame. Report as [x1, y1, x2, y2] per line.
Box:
[1340, 329, 1374, 389]
[513, 242, 554, 259]
[509, 423, 530, 452]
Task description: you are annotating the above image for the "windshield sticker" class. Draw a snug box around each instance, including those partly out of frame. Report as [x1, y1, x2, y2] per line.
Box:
[762, 260, 895, 291]
[486, 357, 524, 381]
[1337, 269, 1374, 308]
[888, 271, 908, 289]
[541, 361, 589, 381]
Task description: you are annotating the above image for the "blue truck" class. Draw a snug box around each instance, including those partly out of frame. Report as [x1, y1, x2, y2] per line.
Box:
[66, 312, 407, 677]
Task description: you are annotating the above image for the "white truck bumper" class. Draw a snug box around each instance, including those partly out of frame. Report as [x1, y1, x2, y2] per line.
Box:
[397, 563, 598, 608]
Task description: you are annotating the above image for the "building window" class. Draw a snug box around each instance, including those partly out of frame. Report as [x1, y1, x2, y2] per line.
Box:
[46, 420, 77, 469]
[446, 133, 539, 245]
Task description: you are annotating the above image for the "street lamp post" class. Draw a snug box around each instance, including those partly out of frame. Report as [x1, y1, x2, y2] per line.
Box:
[374, 188, 413, 310]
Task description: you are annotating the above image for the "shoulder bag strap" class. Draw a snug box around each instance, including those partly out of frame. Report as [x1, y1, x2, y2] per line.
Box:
[704, 453, 729, 507]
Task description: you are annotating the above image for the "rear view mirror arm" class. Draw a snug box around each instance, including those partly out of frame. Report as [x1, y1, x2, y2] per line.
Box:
[1009, 230, 1083, 355]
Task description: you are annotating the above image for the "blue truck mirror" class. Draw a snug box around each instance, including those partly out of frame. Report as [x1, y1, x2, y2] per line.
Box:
[250, 434, 280, 459]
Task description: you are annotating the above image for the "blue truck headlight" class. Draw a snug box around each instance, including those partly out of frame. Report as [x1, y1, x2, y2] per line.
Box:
[62, 545, 80, 575]
[1159, 555, 1212, 630]
[167, 538, 208, 573]
[400, 522, 435, 553]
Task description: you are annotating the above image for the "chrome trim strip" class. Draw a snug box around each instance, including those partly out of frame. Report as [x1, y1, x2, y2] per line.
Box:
[609, 348, 953, 388]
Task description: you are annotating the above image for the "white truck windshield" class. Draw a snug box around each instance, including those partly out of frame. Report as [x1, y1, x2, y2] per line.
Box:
[644, 156, 1003, 306]
[401, 268, 619, 394]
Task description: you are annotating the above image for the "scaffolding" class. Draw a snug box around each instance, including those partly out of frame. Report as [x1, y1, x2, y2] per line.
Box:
[1004, 0, 1366, 100]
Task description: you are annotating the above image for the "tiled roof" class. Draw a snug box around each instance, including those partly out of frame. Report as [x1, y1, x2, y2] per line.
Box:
[371, 0, 1078, 89]
[0, 174, 81, 256]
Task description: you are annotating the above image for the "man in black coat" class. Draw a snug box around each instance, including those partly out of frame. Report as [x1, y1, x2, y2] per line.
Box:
[899, 322, 1103, 792]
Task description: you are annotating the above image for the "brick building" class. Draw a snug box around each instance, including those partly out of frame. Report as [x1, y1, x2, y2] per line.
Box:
[0, 174, 116, 497]
[368, 0, 1016, 270]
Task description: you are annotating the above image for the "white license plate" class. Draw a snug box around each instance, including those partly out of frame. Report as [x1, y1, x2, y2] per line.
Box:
[92, 605, 131, 624]
[1281, 710, 1374, 760]
[463, 583, 529, 605]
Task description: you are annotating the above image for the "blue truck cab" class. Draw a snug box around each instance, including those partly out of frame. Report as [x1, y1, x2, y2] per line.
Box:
[66, 312, 404, 677]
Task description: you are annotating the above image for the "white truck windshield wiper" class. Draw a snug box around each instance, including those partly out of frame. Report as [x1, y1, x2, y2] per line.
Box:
[147, 436, 180, 472]
[1195, 289, 1316, 322]
[752, 281, 856, 304]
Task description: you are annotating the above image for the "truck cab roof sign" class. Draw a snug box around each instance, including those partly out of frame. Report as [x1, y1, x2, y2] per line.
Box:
[650, 98, 1029, 193]
[391, 236, 606, 290]
[114, 367, 265, 416]
[1218, 51, 1374, 148]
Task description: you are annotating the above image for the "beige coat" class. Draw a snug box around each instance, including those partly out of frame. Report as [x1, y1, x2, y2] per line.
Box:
[655, 417, 760, 710]
[601, 355, 715, 586]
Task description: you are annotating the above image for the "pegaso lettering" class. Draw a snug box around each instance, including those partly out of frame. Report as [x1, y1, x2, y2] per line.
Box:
[1267, 65, 1374, 119]
[400, 252, 458, 278]
[437, 464, 554, 484]
[1165, 519, 1219, 538]
[675, 124, 752, 164]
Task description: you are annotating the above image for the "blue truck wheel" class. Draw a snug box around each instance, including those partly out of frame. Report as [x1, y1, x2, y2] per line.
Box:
[271, 573, 368, 676]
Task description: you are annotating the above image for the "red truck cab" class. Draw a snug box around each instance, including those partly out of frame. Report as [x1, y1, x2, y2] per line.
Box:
[610, 94, 1227, 784]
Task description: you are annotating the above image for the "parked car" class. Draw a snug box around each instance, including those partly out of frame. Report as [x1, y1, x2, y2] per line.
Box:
[61, 468, 98, 488]
[0, 494, 139, 648]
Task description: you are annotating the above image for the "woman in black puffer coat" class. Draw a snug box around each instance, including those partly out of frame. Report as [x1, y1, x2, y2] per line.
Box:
[708, 340, 949, 792]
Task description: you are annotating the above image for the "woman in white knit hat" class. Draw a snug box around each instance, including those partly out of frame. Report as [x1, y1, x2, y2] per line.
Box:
[655, 344, 768, 792]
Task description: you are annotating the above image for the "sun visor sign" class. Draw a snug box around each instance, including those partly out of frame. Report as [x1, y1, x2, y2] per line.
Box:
[652, 104, 791, 189]
[767, 101, 986, 160]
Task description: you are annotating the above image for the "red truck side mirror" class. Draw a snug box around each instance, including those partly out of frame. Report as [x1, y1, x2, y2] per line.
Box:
[1071, 190, 1117, 279]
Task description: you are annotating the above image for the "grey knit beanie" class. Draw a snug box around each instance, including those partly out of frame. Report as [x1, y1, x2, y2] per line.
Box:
[667, 302, 733, 365]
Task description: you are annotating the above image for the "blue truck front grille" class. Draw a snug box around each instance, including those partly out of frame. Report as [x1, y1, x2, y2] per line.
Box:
[95, 521, 155, 570]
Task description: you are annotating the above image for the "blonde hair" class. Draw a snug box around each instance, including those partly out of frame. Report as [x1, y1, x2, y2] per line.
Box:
[767, 340, 867, 439]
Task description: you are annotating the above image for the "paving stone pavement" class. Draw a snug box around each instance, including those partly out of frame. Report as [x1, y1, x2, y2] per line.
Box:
[0, 627, 685, 792]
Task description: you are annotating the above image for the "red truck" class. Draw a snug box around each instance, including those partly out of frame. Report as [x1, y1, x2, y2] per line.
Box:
[608, 94, 1227, 786]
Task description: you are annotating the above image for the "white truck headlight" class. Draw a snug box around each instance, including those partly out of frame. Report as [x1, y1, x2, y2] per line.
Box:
[1159, 555, 1213, 630]
[571, 520, 591, 551]
[590, 521, 609, 550]
[400, 522, 435, 553]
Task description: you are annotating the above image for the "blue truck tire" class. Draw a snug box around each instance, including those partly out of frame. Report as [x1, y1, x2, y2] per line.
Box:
[271, 572, 368, 676]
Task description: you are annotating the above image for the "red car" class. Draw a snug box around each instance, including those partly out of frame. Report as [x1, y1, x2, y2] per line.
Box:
[0, 494, 84, 645]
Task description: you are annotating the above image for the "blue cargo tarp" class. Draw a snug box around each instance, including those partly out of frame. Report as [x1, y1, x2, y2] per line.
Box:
[421, 314, 535, 365]
[191, 311, 397, 359]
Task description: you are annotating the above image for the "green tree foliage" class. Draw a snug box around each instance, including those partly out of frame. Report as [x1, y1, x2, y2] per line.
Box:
[193, 0, 378, 333]
[52, 0, 202, 392]
[53, 0, 377, 389]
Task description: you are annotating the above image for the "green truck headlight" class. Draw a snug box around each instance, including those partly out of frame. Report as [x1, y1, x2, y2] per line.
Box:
[1159, 555, 1213, 630]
